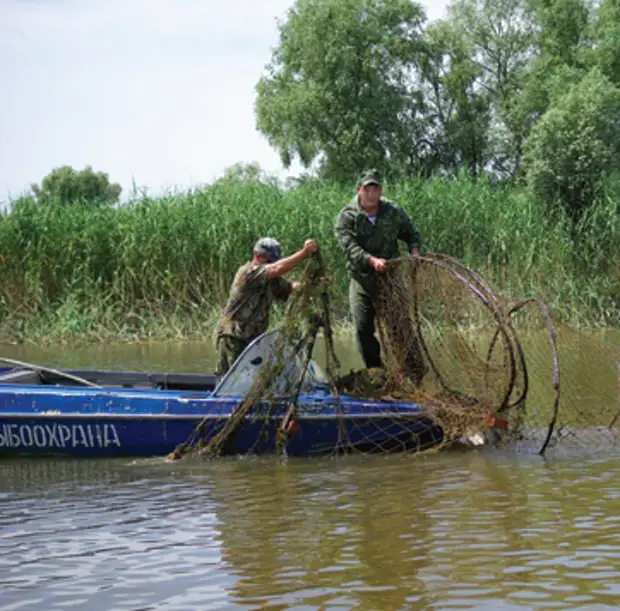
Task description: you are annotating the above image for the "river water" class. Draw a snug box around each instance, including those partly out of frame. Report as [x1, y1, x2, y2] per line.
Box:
[1, 338, 620, 610]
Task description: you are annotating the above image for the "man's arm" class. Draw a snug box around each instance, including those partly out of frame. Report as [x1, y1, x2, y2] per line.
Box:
[397, 206, 421, 254]
[334, 210, 372, 268]
[335, 210, 392, 273]
[265, 239, 317, 280]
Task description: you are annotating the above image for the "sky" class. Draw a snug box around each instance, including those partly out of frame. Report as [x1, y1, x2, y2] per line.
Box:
[0, 0, 449, 202]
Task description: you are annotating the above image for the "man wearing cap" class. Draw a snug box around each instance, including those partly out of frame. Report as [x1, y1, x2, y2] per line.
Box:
[334, 169, 422, 374]
[214, 237, 318, 375]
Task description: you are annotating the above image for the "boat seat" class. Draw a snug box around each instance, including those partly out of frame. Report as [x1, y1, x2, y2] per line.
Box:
[0, 368, 43, 385]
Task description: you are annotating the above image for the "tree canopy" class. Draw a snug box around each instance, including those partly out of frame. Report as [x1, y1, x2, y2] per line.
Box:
[31, 166, 122, 206]
[255, 0, 620, 219]
[255, 0, 427, 183]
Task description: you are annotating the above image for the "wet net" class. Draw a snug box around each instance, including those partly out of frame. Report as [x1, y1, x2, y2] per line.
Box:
[170, 251, 341, 460]
[170, 253, 620, 460]
[372, 254, 620, 456]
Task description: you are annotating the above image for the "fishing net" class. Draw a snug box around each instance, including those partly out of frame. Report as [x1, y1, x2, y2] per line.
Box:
[170, 251, 340, 460]
[169, 253, 620, 460]
[495, 313, 620, 456]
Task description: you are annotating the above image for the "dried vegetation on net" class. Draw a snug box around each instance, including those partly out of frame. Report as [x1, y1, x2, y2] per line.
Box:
[170, 253, 620, 460]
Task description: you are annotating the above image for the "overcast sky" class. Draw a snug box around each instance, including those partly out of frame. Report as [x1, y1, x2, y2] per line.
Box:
[1, 0, 449, 202]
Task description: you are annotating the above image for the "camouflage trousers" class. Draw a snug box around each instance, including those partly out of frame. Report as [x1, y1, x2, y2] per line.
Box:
[349, 279, 383, 369]
[349, 278, 426, 384]
[215, 335, 249, 376]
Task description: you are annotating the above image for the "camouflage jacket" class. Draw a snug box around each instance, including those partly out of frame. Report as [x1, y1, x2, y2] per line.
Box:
[215, 262, 292, 341]
[334, 195, 421, 291]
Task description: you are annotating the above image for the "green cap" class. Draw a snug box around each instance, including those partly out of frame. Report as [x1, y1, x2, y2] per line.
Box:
[358, 168, 382, 187]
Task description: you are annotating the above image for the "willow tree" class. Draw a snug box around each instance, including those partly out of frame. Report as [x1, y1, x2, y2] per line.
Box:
[255, 0, 427, 183]
[523, 69, 620, 221]
[31, 166, 122, 206]
[587, 0, 620, 85]
[417, 19, 490, 177]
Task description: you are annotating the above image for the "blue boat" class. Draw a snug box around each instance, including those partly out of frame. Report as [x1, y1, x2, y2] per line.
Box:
[0, 331, 443, 458]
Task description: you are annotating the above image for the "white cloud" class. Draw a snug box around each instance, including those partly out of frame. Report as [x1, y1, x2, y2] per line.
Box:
[0, 0, 449, 201]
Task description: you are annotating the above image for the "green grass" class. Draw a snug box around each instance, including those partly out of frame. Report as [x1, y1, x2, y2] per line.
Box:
[0, 174, 618, 344]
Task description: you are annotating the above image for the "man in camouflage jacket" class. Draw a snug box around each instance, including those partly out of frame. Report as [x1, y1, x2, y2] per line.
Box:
[334, 169, 421, 370]
[214, 237, 317, 375]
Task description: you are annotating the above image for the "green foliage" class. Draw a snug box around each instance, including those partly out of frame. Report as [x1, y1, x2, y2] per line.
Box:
[419, 20, 490, 176]
[255, 0, 426, 182]
[254, 0, 620, 218]
[587, 0, 620, 84]
[216, 162, 277, 185]
[533, 0, 591, 67]
[502, 0, 592, 148]
[447, 0, 534, 99]
[5, 0, 620, 340]
[443, 0, 538, 176]
[523, 69, 620, 220]
[1, 175, 619, 344]
[31, 165, 122, 206]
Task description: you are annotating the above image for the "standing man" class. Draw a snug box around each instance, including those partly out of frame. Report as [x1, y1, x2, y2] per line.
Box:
[334, 168, 422, 373]
[214, 237, 317, 376]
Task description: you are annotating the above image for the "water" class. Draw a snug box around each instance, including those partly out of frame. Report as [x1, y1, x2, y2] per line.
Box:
[1, 337, 619, 609]
[2, 452, 620, 610]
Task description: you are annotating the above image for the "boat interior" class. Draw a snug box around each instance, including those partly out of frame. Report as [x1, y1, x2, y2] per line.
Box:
[0, 366, 219, 391]
[0, 329, 328, 396]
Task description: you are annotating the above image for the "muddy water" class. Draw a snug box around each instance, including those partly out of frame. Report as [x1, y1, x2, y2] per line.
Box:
[1, 452, 620, 609]
[1, 334, 619, 609]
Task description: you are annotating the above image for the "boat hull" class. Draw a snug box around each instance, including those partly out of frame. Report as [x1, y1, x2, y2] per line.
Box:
[0, 385, 442, 458]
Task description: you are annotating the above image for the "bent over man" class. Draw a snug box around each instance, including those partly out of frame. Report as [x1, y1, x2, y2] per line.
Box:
[334, 169, 422, 375]
[214, 237, 317, 375]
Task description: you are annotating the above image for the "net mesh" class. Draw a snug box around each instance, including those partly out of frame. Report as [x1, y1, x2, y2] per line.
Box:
[169, 253, 620, 460]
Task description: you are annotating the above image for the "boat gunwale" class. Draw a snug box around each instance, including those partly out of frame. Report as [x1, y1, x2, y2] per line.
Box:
[0, 409, 425, 421]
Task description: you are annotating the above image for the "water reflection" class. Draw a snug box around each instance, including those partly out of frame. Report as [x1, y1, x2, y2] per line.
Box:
[198, 456, 436, 609]
[203, 453, 620, 609]
[2, 324, 620, 611]
[1, 452, 620, 609]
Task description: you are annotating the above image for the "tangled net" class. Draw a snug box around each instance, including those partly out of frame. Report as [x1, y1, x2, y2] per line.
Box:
[170, 250, 340, 460]
[170, 253, 620, 460]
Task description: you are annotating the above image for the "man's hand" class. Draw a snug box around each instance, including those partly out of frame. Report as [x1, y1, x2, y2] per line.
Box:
[303, 239, 318, 256]
[369, 256, 387, 273]
[411, 247, 420, 258]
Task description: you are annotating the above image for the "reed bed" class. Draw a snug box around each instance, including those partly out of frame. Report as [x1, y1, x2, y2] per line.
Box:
[0, 175, 618, 343]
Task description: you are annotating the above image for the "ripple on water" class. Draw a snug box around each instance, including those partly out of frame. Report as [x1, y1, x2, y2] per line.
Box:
[1, 452, 620, 609]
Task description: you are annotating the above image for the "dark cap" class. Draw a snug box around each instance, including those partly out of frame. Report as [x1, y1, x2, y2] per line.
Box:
[253, 237, 282, 263]
[358, 168, 382, 187]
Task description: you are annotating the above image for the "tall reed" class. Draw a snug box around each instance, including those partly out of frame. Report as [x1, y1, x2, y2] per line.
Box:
[0, 174, 618, 343]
